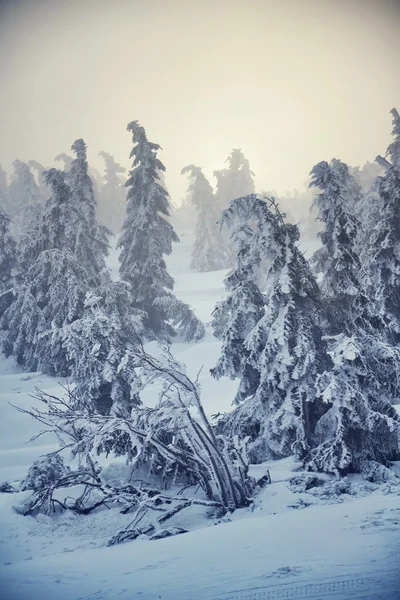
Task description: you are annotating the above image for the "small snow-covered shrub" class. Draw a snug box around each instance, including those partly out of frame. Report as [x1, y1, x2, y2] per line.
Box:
[215, 395, 270, 464]
[360, 460, 397, 484]
[288, 474, 364, 504]
[311, 477, 353, 500]
[0, 481, 17, 494]
[20, 454, 70, 492]
[288, 474, 326, 494]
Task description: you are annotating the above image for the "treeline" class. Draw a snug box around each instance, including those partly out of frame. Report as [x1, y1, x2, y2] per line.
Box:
[211, 109, 400, 479]
[0, 110, 399, 534]
[0, 123, 204, 419]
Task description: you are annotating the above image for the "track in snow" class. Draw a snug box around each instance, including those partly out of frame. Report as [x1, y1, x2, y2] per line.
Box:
[212, 572, 400, 600]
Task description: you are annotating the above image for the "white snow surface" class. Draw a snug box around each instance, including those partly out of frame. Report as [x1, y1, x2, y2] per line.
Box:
[1, 232, 400, 600]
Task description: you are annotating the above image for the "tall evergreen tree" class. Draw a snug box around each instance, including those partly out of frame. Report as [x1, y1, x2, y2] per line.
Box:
[362, 108, 400, 343]
[213, 149, 255, 265]
[304, 146, 400, 474]
[214, 149, 255, 215]
[1, 169, 89, 374]
[28, 160, 49, 201]
[350, 161, 383, 195]
[98, 151, 127, 233]
[69, 139, 111, 285]
[7, 160, 42, 239]
[59, 283, 144, 417]
[56, 151, 102, 199]
[343, 167, 364, 218]
[246, 219, 325, 459]
[305, 334, 400, 475]
[309, 159, 366, 333]
[0, 207, 16, 318]
[213, 196, 325, 460]
[0, 166, 11, 215]
[118, 121, 204, 341]
[211, 204, 265, 404]
[181, 165, 229, 271]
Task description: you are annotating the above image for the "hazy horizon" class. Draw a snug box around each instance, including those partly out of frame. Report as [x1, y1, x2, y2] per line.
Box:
[0, 0, 399, 204]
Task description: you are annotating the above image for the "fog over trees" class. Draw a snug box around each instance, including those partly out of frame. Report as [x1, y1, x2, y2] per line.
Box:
[0, 3, 400, 597]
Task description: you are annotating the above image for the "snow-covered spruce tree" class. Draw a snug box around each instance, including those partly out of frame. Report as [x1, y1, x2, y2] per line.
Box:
[14, 161, 51, 273]
[1, 169, 89, 374]
[361, 108, 400, 344]
[304, 334, 400, 475]
[181, 165, 229, 271]
[246, 200, 325, 459]
[98, 151, 127, 233]
[350, 161, 383, 195]
[342, 166, 364, 218]
[58, 283, 144, 417]
[310, 154, 400, 400]
[304, 145, 400, 474]
[213, 196, 325, 461]
[28, 160, 49, 201]
[118, 121, 204, 341]
[211, 202, 265, 404]
[214, 149, 255, 215]
[55, 152, 102, 198]
[213, 149, 255, 264]
[69, 139, 111, 285]
[0, 165, 11, 215]
[7, 160, 43, 240]
[0, 207, 16, 318]
[309, 159, 367, 333]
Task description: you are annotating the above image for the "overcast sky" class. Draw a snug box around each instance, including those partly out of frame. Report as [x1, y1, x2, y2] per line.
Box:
[0, 0, 399, 203]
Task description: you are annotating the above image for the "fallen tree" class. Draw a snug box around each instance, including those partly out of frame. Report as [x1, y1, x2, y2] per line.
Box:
[14, 345, 260, 545]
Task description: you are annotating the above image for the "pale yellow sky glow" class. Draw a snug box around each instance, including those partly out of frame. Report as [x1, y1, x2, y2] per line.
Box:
[0, 0, 399, 203]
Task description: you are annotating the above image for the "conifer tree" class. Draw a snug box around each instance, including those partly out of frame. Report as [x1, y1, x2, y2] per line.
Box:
[246, 219, 324, 459]
[118, 121, 204, 341]
[68, 139, 111, 285]
[98, 151, 127, 233]
[211, 207, 264, 404]
[213, 196, 324, 460]
[343, 167, 364, 218]
[28, 160, 49, 201]
[305, 145, 400, 474]
[305, 334, 400, 475]
[309, 159, 366, 333]
[0, 166, 11, 215]
[213, 150, 255, 265]
[59, 283, 144, 417]
[0, 207, 16, 318]
[363, 108, 400, 343]
[350, 161, 383, 195]
[214, 149, 255, 214]
[7, 160, 42, 239]
[182, 165, 229, 271]
[1, 169, 89, 374]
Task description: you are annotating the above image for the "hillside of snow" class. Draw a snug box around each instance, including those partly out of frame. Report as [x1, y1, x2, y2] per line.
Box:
[1, 228, 400, 600]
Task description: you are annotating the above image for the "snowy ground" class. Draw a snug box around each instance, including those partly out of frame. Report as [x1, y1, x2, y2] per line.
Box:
[1, 228, 400, 600]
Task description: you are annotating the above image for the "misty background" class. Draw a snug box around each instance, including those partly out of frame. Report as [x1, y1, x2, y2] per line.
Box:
[0, 0, 400, 204]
